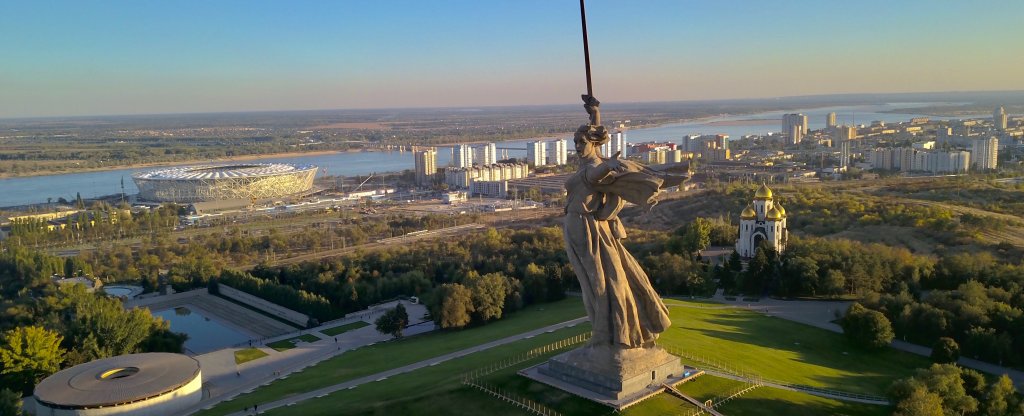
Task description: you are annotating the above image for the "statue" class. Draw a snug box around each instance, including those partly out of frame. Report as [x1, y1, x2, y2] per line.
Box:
[564, 95, 674, 348]
[530, 95, 688, 403]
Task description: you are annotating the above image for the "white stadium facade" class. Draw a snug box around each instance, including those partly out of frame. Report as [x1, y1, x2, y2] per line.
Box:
[34, 353, 202, 416]
[132, 163, 317, 203]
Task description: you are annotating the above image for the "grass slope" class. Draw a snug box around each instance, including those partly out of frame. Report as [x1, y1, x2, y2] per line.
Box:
[659, 299, 930, 396]
[195, 297, 585, 416]
[677, 375, 889, 416]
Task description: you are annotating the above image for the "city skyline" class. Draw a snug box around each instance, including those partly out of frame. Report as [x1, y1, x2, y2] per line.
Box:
[2, 1, 1023, 118]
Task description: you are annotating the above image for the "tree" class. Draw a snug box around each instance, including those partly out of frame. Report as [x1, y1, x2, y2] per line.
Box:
[0, 388, 23, 416]
[982, 375, 1018, 416]
[430, 284, 474, 329]
[930, 337, 960, 364]
[840, 303, 895, 349]
[680, 218, 712, 255]
[0, 326, 65, 394]
[469, 273, 508, 322]
[375, 304, 409, 339]
[893, 386, 944, 416]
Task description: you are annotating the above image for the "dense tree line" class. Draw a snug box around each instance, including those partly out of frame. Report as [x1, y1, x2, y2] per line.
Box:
[889, 363, 1024, 416]
[0, 247, 185, 396]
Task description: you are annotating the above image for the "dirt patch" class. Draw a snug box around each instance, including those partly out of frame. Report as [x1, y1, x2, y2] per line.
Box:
[829, 225, 938, 254]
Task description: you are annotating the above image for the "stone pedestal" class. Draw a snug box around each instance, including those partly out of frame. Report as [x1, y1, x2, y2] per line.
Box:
[535, 345, 684, 401]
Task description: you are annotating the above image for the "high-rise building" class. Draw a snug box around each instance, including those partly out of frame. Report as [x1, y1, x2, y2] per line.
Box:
[476, 143, 497, 166]
[527, 141, 547, 166]
[826, 112, 837, 129]
[454, 144, 473, 168]
[783, 113, 807, 144]
[413, 147, 437, 186]
[994, 106, 1008, 130]
[548, 139, 568, 166]
[971, 137, 999, 170]
[601, 130, 628, 158]
[789, 124, 803, 144]
[839, 140, 850, 170]
[834, 125, 857, 142]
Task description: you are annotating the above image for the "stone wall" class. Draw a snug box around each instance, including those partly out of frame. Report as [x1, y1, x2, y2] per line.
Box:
[218, 284, 309, 326]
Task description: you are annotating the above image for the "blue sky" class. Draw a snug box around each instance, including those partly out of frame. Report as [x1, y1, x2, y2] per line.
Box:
[1, 1, 1022, 117]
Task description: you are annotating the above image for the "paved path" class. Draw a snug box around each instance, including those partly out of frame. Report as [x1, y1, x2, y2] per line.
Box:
[180, 301, 433, 415]
[204, 316, 589, 416]
[705, 292, 1024, 390]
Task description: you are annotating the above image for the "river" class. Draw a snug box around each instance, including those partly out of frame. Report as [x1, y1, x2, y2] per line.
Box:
[0, 103, 959, 207]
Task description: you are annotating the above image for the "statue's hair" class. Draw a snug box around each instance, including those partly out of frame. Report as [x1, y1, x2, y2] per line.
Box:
[575, 124, 610, 146]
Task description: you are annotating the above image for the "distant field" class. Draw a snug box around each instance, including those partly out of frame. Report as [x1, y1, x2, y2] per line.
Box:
[307, 122, 391, 130]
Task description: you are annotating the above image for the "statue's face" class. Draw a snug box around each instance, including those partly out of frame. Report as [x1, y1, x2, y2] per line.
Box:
[575, 138, 594, 158]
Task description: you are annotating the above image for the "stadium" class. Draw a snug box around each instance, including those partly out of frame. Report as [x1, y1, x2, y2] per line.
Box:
[34, 352, 202, 416]
[132, 163, 318, 202]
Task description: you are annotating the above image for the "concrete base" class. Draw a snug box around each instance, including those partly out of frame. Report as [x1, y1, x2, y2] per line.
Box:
[523, 345, 693, 410]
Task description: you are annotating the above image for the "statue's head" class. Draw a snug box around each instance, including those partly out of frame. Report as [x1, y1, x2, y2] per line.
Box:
[574, 124, 609, 158]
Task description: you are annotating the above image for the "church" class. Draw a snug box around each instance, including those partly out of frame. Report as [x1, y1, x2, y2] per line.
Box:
[736, 183, 788, 258]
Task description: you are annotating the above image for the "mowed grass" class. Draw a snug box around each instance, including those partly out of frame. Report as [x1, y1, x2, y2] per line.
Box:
[263, 325, 606, 416]
[660, 299, 930, 396]
[320, 321, 370, 337]
[234, 348, 269, 365]
[267, 334, 322, 351]
[195, 297, 585, 416]
[676, 375, 890, 416]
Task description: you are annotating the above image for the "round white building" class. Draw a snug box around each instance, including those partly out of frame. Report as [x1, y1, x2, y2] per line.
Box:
[132, 163, 318, 203]
[34, 353, 202, 416]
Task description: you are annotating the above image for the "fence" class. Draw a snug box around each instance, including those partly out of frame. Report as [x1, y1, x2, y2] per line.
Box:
[459, 332, 591, 416]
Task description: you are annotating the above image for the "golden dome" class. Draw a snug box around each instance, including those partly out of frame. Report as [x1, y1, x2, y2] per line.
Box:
[774, 202, 786, 217]
[766, 206, 783, 220]
[754, 183, 773, 200]
[741, 204, 756, 219]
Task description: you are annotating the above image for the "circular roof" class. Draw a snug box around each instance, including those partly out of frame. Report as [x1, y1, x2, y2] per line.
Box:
[133, 163, 316, 181]
[766, 206, 783, 220]
[775, 202, 786, 216]
[754, 183, 773, 199]
[35, 353, 200, 409]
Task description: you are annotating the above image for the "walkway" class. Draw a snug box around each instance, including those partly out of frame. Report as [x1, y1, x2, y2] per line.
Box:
[663, 383, 725, 416]
[200, 316, 589, 416]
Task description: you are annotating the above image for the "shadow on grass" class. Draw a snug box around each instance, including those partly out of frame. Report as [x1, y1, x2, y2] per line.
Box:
[669, 308, 928, 396]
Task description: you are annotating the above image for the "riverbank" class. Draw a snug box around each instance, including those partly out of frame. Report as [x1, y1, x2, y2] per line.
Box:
[0, 149, 353, 179]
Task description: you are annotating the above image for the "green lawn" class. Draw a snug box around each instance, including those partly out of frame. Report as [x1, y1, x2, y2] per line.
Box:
[659, 299, 930, 396]
[676, 375, 890, 416]
[263, 325, 605, 416]
[234, 348, 270, 365]
[202, 297, 923, 416]
[195, 297, 586, 416]
[319, 321, 370, 337]
[267, 334, 322, 352]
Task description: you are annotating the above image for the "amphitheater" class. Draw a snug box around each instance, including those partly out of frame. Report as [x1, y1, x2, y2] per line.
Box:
[33, 353, 202, 416]
[132, 163, 317, 203]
